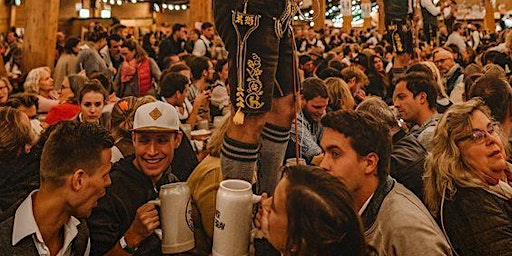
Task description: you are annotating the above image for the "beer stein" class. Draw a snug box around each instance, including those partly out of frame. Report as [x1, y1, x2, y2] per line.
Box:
[150, 182, 195, 254]
[212, 179, 261, 256]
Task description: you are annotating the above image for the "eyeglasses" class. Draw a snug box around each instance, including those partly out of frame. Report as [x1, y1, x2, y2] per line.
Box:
[0, 85, 8, 91]
[457, 123, 500, 144]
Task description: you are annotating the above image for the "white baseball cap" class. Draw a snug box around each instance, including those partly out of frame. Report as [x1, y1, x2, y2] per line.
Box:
[132, 101, 180, 132]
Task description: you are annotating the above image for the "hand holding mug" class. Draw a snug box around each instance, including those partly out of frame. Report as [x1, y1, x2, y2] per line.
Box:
[126, 202, 160, 246]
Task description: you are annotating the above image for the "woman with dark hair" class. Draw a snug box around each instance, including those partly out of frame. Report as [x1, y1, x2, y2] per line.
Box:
[115, 39, 161, 97]
[44, 74, 88, 126]
[211, 59, 230, 117]
[186, 29, 201, 54]
[256, 165, 368, 256]
[76, 80, 110, 129]
[142, 32, 158, 61]
[366, 54, 389, 98]
[53, 37, 81, 89]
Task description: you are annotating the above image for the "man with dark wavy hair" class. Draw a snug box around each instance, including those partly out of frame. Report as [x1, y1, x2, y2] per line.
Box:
[319, 110, 451, 255]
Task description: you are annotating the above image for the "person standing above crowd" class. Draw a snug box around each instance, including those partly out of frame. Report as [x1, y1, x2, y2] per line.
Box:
[53, 37, 80, 90]
[115, 39, 161, 97]
[192, 22, 215, 58]
[420, 0, 440, 46]
[158, 23, 187, 70]
[76, 25, 111, 79]
[100, 34, 124, 78]
[445, 23, 467, 54]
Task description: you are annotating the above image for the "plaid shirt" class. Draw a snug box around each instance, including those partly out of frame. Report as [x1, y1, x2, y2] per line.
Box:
[290, 110, 323, 163]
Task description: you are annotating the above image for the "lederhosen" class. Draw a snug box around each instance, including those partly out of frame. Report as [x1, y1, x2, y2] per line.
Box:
[214, 0, 299, 123]
[384, 0, 413, 55]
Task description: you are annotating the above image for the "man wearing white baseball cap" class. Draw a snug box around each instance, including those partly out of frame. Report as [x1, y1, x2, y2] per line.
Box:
[88, 101, 183, 256]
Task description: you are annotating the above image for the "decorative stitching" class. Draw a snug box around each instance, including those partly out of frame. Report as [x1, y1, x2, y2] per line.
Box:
[245, 53, 264, 110]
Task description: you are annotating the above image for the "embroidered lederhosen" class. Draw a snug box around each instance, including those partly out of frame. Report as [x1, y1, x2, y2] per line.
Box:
[214, 0, 299, 124]
[386, 18, 413, 55]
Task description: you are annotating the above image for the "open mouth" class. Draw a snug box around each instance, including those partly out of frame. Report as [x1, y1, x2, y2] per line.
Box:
[489, 150, 502, 158]
[144, 158, 164, 164]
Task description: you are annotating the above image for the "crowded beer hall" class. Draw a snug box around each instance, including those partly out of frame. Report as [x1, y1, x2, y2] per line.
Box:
[0, 0, 511, 255]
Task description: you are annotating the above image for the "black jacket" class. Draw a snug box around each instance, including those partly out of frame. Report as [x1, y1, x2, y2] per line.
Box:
[390, 129, 427, 200]
[88, 156, 178, 256]
[0, 150, 41, 218]
[441, 186, 512, 256]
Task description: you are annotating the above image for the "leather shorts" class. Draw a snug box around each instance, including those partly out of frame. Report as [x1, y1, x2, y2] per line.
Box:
[214, 0, 298, 115]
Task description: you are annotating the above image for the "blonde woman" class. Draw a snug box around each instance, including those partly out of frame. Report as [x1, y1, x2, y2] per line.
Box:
[23, 67, 59, 113]
[324, 77, 356, 112]
[424, 98, 512, 256]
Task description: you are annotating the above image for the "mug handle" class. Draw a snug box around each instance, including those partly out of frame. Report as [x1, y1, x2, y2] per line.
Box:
[148, 199, 163, 240]
[252, 195, 261, 204]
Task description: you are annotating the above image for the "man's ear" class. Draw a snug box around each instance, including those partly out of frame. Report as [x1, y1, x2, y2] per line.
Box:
[174, 132, 183, 148]
[363, 152, 379, 176]
[418, 91, 427, 104]
[70, 169, 86, 192]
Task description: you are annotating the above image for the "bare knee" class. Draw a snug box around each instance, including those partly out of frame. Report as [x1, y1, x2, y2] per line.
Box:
[268, 94, 296, 128]
[226, 112, 268, 143]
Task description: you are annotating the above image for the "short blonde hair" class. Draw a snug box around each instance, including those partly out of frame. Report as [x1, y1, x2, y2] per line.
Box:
[0, 76, 13, 96]
[23, 66, 51, 94]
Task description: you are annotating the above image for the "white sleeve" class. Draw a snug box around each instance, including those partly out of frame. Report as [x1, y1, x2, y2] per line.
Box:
[192, 39, 206, 57]
[421, 0, 440, 16]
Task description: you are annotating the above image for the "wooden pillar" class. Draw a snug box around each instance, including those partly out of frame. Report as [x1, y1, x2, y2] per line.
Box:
[189, 0, 213, 28]
[313, 0, 326, 31]
[377, 0, 385, 34]
[0, 57, 7, 78]
[9, 5, 16, 28]
[362, 0, 372, 29]
[483, 0, 495, 32]
[23, 0, 60, 73]
[343, 16, 352, 30]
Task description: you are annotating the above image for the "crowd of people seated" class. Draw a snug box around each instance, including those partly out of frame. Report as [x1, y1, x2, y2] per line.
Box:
[0, 6, 511, 255]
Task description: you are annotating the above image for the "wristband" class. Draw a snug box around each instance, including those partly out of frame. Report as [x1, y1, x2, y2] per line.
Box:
[120, 236, 138, 254]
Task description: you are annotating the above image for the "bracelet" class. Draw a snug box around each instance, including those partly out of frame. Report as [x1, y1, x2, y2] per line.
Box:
[120, 236, 138, 254]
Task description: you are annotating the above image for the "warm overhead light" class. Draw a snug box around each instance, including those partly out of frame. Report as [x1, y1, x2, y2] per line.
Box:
[101, 9, 111, 18]
[79, 8, 90, 18]
[181, 4, 187, 10]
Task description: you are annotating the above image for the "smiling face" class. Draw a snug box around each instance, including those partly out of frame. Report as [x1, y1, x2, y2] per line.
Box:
[80, 91, 105, 123]
[132, 132, 182, 184]
[72, 148, 112, 218]
[458, 110, 508, 185]
[302, 96, 329, 122]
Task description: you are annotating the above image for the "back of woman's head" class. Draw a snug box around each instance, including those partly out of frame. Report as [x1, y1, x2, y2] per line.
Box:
[110, 96, 156, 140]
[324, 77, 355, 111]
[64, 37, 80, 54]
[282, 165, 367, 256]
[0, 107, 35, 163]
[67, 74, 88, 103]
